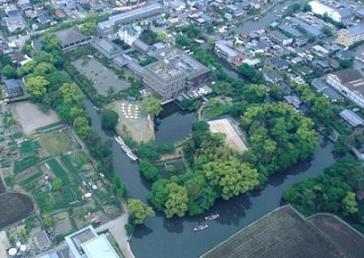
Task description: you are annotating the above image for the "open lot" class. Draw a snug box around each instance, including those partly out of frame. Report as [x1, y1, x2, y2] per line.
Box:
[38, 130, 76, 156]
[208, 118, 248, 153]
[11, 101, 60, 135]
[72, 57, 130, 96]
[110, 100, 154, 143]
[0, 192, 34, 229]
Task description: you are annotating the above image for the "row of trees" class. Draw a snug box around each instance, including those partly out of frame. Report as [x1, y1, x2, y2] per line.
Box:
[284, 157, 362, 217]
[17, 34, 128, 202]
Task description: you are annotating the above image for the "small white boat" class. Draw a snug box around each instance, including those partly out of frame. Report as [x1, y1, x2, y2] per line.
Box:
[193, 224, 208, 232]
[205, 214, 220, 221]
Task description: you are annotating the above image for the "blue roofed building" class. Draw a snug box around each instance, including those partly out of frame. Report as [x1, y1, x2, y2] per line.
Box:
[3, 79, 24, 98]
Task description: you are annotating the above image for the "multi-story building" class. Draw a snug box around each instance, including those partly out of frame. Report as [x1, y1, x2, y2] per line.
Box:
[336, 23, 364, 48]
[214, 41, 245, 67]
[143, 48, 209, 100]
[326, 68, 364, 108]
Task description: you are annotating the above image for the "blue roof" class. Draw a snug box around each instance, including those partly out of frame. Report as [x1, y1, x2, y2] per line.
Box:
[290, 17, 322, 37]
[4, 79, 23, 90]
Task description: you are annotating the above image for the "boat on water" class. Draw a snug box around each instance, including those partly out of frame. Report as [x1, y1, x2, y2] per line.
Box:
[93, 106, 100, 112]
[205, 214, 220, 221]
[193, 224, 208, 232]
[114, 136, 138, 161]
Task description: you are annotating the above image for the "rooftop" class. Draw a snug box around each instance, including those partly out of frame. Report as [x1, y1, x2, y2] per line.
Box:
[81, 235, 120, 258]
[144, 48, 209, 83]
[201, 205, 364, 258]
[54, 27, 90, 48]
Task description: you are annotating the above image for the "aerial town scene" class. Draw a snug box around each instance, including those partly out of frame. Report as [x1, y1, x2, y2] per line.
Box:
[1, 0, 364, 257]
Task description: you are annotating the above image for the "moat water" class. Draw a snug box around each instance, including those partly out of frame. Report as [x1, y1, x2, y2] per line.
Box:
[85, 99, 335, 258]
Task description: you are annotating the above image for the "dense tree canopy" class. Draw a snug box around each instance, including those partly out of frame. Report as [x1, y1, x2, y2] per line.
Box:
[141, 96, 162, 117]
[284, 158, 363, 217]
[241, 102, 317, 176]
[101, 109, 119, 130]
[127, 198, 155, 224]
[203, 157, 259, 200]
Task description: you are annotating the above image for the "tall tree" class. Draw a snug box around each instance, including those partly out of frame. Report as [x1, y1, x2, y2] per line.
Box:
[127, 198, 155, 224]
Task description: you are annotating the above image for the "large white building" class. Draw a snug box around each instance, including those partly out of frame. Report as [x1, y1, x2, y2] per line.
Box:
[326, 68, 364, 108]
[65, 225, 120, 258]
[309, 1, 352, 25]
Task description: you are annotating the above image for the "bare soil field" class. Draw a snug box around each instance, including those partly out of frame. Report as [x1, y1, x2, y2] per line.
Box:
[0, 192, 34, 229]
[11, 101, 60, 135]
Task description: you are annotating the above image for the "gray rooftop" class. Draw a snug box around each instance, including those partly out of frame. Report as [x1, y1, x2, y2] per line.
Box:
[201, 205, 359, 258]
[98, 3, 163, 31]
[339, 109, 364, 127]
[347, 23, 364, 37]
[54, 27, 90, 47]
[144, 48, 209, 83]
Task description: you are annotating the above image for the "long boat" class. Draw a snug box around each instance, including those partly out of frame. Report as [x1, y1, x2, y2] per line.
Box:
[114, 136, 138, 161]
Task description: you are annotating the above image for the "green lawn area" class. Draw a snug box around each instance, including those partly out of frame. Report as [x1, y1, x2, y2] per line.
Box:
[13, 155, 39, 175]
[203, 103, 232, 120]
[47, 159, 70, 184]
[74, 151, 90, 168]
[39, 131, 74, 156]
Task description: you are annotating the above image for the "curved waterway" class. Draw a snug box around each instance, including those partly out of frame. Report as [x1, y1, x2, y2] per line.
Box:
[85, 99, 335, 258]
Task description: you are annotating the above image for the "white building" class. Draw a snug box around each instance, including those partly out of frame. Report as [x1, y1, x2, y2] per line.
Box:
[309, 1, 352, 25]
[65, 225, 120, 258]
[118, 24, 142, 46]
[326, 69, 364, 108]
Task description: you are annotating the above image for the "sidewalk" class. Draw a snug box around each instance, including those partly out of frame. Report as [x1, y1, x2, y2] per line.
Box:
[96, 206, 135, 258]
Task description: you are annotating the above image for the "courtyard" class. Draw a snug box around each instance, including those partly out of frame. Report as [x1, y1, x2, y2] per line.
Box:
[109, 100, 154, 143]
[72, 56, 130, 97]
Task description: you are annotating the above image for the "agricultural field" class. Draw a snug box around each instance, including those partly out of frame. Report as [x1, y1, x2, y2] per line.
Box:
[1, 104, 121, 238]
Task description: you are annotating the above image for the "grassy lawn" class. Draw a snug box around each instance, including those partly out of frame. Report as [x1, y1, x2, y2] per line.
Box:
[13, 155, 39, 175]
[204, 104, 232, 120]
[39, 131, 73, 156]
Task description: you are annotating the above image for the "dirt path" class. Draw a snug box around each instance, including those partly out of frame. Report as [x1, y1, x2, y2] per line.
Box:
[96, 204, 134, 258]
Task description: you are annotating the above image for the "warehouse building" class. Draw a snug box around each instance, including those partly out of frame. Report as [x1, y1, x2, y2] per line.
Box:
[98, 4, 163, 35]
[326, 68, 364, 108]
[54, 27, 92, 51]
[143, 48, 209, 100]
[336, 23, 364, 48]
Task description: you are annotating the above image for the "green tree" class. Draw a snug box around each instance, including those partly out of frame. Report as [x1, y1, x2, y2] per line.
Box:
[321, 25, 332, 36]
[139, 160, 159, 181]
[25, 75, 49, 100]
[60, 83, 83, 104]
[101, 109, 119, 130]
[165, 182, 189, 218]
[73, 116, 92, 139]
[342, 192, 358, 215]
[52, 178, 63, 191]
[2, 64, 17, 79]
[237, 64, 263, 83]
[43, 216, 54, 228]
[141, 96, 162, 117]
[127, 198, 155, 224]
[203, 157, 259, 200]
[80, 22, 97, 36]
